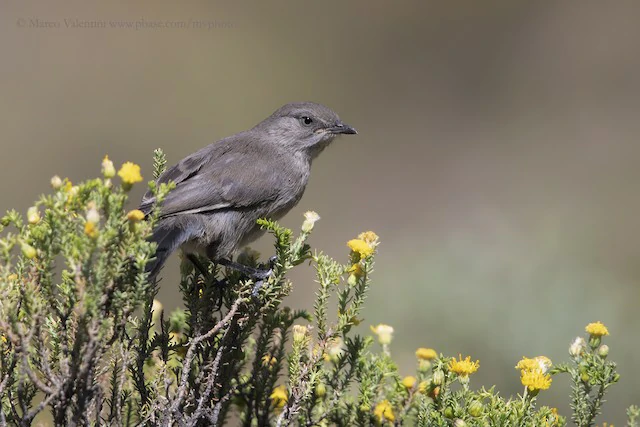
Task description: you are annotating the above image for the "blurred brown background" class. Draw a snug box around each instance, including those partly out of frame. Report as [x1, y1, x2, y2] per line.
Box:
[2, 0, 640, 423]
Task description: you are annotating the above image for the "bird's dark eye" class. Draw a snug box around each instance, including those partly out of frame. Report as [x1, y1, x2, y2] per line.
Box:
[301, 116, 313, 126]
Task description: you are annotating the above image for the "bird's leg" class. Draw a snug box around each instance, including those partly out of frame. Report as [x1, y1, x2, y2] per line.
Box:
[187, 254, 228, 292]
[217, 258, 273, 280]
[187, 254, 210, 278]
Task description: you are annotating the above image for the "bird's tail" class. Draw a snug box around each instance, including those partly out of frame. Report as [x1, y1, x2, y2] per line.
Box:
[145, 223, 190, 280]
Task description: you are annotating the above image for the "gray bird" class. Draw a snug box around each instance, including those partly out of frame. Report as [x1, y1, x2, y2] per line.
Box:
[140, 102, 357, 280]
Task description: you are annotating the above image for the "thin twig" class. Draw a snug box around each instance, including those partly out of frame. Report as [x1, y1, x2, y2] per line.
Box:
[170, 298, 242, 415]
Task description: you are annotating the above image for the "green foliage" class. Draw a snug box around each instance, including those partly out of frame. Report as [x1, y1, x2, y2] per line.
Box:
[0, 151, 635, 426]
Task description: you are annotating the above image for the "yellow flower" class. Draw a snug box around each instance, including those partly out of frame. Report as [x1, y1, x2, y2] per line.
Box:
[127, 209, 145, 222]
[118, 162, 143, 186]
[373, 400, 395, 423]
[520, 369, 552, 392]
[416, 347, 438, 361]
[418, 381, 428, 394]
[402, 376, 416, 389]
[84, 221, 99, 239]
[358, 231, 380, 247]
[370, 324, 394, 345]
[261, 354, 277, 367]
[449, 355, 479, 377]
[585, 321, 609, 337]
[515, 357, 541, 372]
[347, 239, 374, 258]
[270, 385, 288, 408]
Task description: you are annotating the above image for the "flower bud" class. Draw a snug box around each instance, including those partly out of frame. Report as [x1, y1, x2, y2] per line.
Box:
[292, 324, 308, 344]
[370, 324, 393, 345]
[402, 376, 416, 389]
[468, 401, 483, 417]
[21, 242, 36, 259]
[428, 386, 440, 399]
[315, 382, 326, 397]
[50, 175, 63, 189]
[86, 206, 100, 224]
[598, 345, 609, 358]
[102, 155, 116, 178]
[326, 338, 344, 362]
[416, 347, 438, 361]
[432, 370, 445, 386]
[27, 206, 40, 224]
[569, 337, 586, 358]
[347, 273, 357, 286]
[127, 209, 145, 222]
[454, 419, 467, 427]
[418, 359, 432, 373]
[301, 211, 320, 233]
[444, 407, 454, 419]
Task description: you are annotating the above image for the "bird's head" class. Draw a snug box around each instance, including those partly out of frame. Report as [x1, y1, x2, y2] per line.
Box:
[254, 102, 357, 159]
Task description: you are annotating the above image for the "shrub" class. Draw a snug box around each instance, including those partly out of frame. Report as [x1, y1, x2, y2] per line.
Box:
[0, 151, 635, 426]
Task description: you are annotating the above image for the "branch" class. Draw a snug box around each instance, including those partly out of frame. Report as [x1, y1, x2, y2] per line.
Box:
[170, 298, 242, 416]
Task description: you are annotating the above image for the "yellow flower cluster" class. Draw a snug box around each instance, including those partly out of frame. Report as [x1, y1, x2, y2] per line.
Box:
[347, 231, 379, 260]
[261, 354, 277, 367]
[521, 369, 552, 392]
[347, 239, 374, 258]
[270, 385, 287, 408]
[374, 400, 395, 423]
[516, 356, 552, 392]
[585, 321, 609, 337]
[449, 354, 479, 377]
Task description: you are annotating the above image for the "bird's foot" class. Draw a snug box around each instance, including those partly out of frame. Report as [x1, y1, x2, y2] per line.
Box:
[217, 257, 276, 297]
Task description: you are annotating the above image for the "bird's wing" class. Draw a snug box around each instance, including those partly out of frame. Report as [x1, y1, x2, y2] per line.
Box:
[140, 137, 284, 218]
[139, 143, 216, 215]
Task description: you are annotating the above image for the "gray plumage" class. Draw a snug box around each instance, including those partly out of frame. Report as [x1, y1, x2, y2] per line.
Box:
[140, 102, 357, 279]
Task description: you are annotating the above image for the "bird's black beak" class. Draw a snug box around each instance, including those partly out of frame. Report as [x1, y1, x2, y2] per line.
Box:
[328, 121, 357, 135]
